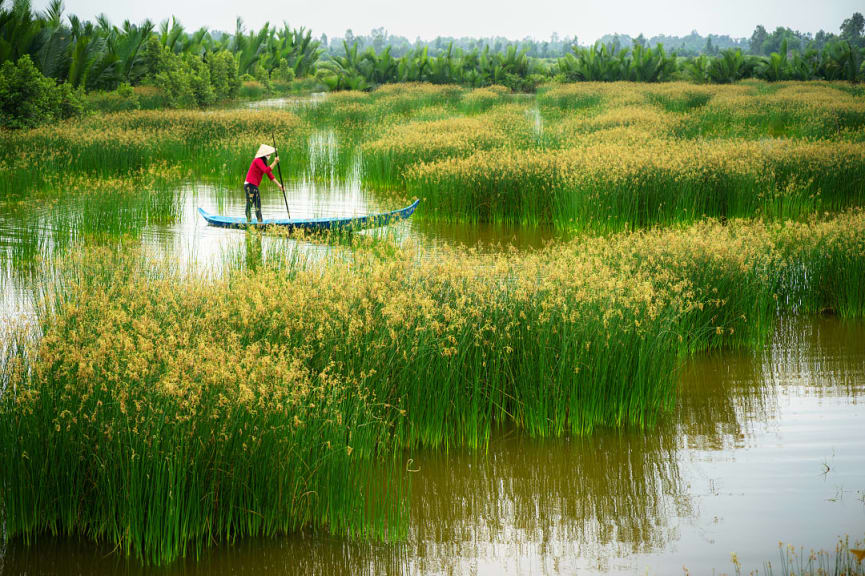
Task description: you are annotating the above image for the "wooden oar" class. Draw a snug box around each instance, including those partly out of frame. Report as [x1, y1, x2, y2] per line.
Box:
[272, 132, 290, 218]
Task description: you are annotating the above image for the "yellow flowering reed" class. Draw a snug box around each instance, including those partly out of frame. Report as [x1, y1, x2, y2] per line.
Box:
[2, 210, 865, 564]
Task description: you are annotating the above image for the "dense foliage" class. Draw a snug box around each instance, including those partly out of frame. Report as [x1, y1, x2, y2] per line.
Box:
[3, 82, 863, 230]
[0, 0, 322, 124]
[1, 0, 862, 107]
[0, 53, 81, 127]
[354, 83, 865, 230]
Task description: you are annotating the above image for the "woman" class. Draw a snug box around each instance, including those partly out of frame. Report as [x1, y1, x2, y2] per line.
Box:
[244, 144, 285, 223]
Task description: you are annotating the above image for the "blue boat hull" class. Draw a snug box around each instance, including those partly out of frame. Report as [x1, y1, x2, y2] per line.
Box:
[198, 199, 419, 231]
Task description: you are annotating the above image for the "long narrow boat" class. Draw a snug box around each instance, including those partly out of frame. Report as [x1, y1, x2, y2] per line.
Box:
[198, 199, 419, 231]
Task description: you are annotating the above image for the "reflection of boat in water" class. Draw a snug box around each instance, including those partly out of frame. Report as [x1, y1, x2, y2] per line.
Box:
[198, 199, 420, 231]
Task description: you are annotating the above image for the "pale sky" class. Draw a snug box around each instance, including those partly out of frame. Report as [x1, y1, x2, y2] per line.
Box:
[32, 0, 862, 43]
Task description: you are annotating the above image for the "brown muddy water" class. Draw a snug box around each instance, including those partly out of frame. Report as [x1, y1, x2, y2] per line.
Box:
[1, 317, 863, 575]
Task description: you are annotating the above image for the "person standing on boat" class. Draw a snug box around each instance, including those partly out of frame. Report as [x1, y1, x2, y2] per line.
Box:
[244, 144, 285, 223]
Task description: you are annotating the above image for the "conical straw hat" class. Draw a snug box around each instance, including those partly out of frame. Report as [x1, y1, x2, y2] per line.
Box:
[255, 144, 276, 158]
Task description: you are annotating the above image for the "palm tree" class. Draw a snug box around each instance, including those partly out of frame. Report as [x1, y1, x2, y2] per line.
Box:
[558, 43, 628, 82]
[396, 45, 430, 83]
[317, 40, 370, 90]
[65, 15, 102, 88]
[683, 55, 710, 83]
[363, 44, 397, 83]
[158, 16, 184, 54]
[788, 46, 819, 80]
[33, 0, 69, 80]
[262, 24, 321, 79]
[707, 48, 748, 83]
[426, 42, 455, 84]
[821, 40, 861, 82]
[181, 27, 211, 57]
[628, 44, 676, 82]
[0, 0, 46, 64]
[232, 18, 268, 76]
[759, 38, 789, 81]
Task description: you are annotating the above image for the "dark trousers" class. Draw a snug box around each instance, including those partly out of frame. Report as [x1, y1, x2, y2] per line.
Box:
[244, 183, 262, 223]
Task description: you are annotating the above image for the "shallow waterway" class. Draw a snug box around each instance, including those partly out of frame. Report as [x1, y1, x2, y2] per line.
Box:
[1, 316, 862, 575]
[0, 166, 561, 329]
[1, 111, 863, 572]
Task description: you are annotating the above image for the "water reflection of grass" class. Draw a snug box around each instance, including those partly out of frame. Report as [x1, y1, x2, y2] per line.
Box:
[2, 211, 865, 564]
[0, 173, 183, 277]
[723, 537, 865, 576]
[408, 429, 683, 570]
[764, 316, 865, 398]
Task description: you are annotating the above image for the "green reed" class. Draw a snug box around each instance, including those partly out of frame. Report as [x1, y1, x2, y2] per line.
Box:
[726, 536, 865, 576]
[403, 141, 865, 231]
[0, 249, 408, 565]
[6, 82, 863, 235]
[2, 211, 865, 564]
[0, 109, 311, 200]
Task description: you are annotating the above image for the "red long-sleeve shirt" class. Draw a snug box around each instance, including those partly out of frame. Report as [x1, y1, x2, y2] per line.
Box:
[245, 157, 275, 187]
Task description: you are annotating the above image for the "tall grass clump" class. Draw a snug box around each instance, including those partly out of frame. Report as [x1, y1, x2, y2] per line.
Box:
[361, 116, 508, 188]
[0, 165, 187, 275]
[0, 249, 408, 565]
[357, 82, 865, 229]
[697, 83, 865, 139]
[361, 102, 536, 188]
[537, 83, 606, 113]
[0, 109, 309, 198]
[2, 211, 865, 564]
[299, 91, 375, 134]
[370, 83, 463, 117]
[727, 537, 865, 576]
[458, 85, 511, 114]
[4, 82, 865, 234]
[643, 84, 714, 113]
[405, 139, 865, 229]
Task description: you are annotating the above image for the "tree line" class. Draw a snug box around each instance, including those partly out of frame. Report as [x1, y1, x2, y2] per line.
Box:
[326, 15, 865, 59]
[1, 0, 863, 127]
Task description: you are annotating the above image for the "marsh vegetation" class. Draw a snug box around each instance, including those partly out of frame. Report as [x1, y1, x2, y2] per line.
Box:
[1, 82, 864, 571]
